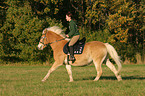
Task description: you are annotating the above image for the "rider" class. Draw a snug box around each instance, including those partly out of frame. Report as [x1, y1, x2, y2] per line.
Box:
[65, 12, 80, 61]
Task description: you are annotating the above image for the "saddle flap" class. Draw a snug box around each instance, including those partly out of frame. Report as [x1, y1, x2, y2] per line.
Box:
[63, 37, 86, 54]
[77, 37, 86, 45]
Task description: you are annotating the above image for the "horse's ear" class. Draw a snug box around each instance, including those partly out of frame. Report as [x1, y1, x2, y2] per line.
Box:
[43, 28, 48, 34]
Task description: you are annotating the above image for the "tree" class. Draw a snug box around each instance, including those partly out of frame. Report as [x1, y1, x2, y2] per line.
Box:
[0, 0, 63, 62]
[0, 0, 144, 63]
[105, 0, 144, 62]
[84, 0, 107, 29]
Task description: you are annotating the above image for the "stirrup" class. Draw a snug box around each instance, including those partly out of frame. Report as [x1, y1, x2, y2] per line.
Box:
[69, 55, 75, 61]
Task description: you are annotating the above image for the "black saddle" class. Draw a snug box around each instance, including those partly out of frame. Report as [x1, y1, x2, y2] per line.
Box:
[63, 37, 86, 54]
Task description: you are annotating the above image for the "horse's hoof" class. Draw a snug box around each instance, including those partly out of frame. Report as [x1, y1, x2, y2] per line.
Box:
[93, 80, 98, 81]
[42, 79, 46, 82]
[117, 75, 122, 81]
[69, 80, 74, 82]
[93, 77, 99, 81]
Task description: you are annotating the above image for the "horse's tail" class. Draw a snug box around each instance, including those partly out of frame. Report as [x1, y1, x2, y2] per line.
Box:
[104, 43, 122, 74]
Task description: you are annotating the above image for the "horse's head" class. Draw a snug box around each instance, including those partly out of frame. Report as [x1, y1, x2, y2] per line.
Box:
[38, 28, 48, 50]
[38, 26, 69, 50]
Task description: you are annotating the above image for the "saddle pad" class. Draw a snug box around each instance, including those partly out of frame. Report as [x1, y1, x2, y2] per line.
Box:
[63, 42, 85, 54]
[63, 38, 86, 54]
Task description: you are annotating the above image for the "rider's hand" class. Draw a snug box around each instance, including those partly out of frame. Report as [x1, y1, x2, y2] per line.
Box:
[66, 35, 69, 38]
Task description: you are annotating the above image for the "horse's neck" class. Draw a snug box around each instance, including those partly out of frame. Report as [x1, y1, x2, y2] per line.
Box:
[50, 40, 67, 52]
[47, 31, 67, 52]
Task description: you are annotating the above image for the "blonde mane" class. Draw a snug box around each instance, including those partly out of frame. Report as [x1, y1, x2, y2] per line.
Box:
[43, 26, 70, 41]
[45, 26, 64, 37]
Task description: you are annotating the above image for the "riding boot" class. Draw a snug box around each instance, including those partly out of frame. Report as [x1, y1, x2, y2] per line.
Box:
[69, 46, 75, 61]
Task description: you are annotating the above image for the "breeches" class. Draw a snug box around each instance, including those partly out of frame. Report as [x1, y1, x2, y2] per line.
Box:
[69, 35, 80, 46]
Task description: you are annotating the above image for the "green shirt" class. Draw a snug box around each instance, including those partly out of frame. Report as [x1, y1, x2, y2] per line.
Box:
[68, 19, 80, 38]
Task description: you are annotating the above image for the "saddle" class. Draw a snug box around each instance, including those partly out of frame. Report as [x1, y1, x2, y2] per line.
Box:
[63, 37, 86, 55]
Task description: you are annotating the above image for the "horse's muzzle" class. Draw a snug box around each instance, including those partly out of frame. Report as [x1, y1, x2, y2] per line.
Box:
[38, 44, 43, 50]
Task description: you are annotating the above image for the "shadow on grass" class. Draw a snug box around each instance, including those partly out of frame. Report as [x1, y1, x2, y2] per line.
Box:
[77, 76, 145, 81]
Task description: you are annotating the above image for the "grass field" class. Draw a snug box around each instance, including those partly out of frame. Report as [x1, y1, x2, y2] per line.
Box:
[0, 64, 145, 96]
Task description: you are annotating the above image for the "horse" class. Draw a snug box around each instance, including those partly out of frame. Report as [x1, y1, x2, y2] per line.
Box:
[37, 26, 122, 82]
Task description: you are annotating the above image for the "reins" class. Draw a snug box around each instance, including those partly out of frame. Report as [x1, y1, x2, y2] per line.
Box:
[48, 38, 66, 45]
[39, 32, 66, 46]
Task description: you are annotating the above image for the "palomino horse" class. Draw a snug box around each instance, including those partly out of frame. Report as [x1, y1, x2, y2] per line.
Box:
[38, 26, 122, 82]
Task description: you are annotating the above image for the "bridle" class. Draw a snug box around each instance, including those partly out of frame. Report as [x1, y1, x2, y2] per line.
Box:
[39, 33, 66, 46]
[39, 33, 48, 46]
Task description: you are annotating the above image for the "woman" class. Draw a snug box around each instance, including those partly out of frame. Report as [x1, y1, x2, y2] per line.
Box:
[65, 12, 80, 61]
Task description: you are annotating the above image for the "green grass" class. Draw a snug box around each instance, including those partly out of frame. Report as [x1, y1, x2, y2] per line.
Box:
[0, 64, 145, 96]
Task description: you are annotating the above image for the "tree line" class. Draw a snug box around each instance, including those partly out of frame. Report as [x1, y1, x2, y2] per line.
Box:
[0, 0, 144, 64]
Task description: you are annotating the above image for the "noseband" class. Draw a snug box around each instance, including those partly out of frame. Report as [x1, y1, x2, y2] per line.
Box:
[39, 33, 48, 46]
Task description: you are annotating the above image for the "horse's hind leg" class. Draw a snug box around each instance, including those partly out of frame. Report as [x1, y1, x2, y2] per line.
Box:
[93, 56, 106, 81]
[106, 59, 122, 81]
[42, 61, 62, 82]
[66, 65, 73, 82]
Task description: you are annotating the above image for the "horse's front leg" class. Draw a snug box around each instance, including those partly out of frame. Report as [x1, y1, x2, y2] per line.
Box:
[66, 65, 74, 82]
[42, 61, 62, 82]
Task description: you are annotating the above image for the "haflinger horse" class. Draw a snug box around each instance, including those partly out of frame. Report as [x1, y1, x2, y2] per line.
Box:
[38, 26, 122, 82]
